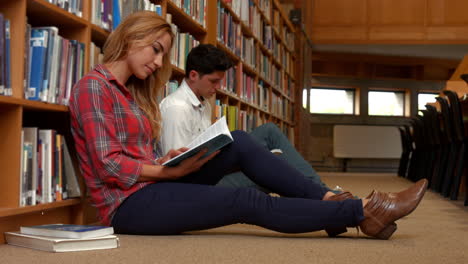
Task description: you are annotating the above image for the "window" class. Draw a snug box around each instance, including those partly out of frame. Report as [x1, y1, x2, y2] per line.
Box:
[418, 93, 438, 111]
[309, 87, 355, 114]
[368, 90, 405, 116]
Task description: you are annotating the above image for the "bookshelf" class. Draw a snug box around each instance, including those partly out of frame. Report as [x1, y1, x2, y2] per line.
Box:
[0, 0, 296, 244]
[214, 0, 296, 138]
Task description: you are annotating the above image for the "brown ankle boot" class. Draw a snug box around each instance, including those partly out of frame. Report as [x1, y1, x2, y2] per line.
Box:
[324, 191, 355, 237]
[359, 179, 428, 239]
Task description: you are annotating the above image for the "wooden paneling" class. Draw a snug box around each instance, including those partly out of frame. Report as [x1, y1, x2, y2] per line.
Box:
[427, 0, 468, 25]
[311, 27, 367, 41]
[311, 52, 458, 81]
[312, 0, 367, 26]
[369, 26, 426, 40]
[368, 0, 426, 25]
[445, 80, 468, 97]
[426, 27, 468, 41]
[0, 105, 22, 208]
[308, 0, 468, 43]
[451, 54, 468, 80]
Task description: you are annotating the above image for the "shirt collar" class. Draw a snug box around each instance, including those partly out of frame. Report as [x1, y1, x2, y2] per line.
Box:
[181, 79, 205, 108]
[94, 64, 132, 97]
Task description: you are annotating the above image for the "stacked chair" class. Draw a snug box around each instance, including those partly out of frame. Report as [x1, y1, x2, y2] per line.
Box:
[397, 125, 413, 178]
[398, 77, 467, 205]
[442, 90, 466, 200]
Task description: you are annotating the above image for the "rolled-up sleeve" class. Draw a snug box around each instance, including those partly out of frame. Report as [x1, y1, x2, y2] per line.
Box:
[74, 77, 143, 189]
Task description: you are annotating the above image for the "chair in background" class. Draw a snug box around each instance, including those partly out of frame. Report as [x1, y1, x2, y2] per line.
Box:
[420, 109, 438, 184]
[433, 96, 455, 194]
[407, 116, 427, 182]
[442, 90, 466, 200]
[424, 105, 442, 189]
[397, 124, 413, 178]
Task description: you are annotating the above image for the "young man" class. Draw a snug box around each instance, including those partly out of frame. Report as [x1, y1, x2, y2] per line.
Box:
[160, 44, 331, 192]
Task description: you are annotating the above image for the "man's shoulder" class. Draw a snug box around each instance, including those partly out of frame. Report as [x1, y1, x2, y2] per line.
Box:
[160, 92, 193, 114]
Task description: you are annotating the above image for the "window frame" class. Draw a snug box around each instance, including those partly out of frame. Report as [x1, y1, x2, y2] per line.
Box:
[367, 88, 408, 117]
[417, 91, 439, 111]
[307, 84, 359, 115]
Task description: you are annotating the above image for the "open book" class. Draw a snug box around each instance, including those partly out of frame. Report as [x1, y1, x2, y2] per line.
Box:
[162, 116, 233, 167]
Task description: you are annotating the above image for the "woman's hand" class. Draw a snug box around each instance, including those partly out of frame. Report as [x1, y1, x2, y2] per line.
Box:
[140, 148, 219, 182]
[156, 147, 189, 164]
[169, 148, 220, 177]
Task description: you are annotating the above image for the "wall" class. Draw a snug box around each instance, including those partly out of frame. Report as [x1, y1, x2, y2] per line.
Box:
[308, 0, 468, 43]
[299, 76, 445, 172]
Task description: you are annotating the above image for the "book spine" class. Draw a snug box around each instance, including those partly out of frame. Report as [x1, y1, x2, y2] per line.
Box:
[4, 18, 11, 95]
[0, 13, 5, 95]
[28, 29, 48, 101]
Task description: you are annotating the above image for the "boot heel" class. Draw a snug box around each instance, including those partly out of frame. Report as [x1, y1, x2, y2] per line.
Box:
[325, 226, 347, 237]
[375, 223, 397, 240]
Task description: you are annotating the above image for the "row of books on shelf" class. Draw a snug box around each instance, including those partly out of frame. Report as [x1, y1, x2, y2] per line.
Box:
[220, 74, 269, 111]
[45, 0, 83, 18]
[161, 80, 179, 99]
[92, 0, 163, 32]
[217, 9, 295, 87]
[219, 64, 293, 107]
[89, 42, 105, 71]
[0, 13, 12, 96]
[168, 17, 200, 71]
[218, 7, 243, 57]
[20, 127, 81, 207]
[91, 0, 116, 31]
[214, 102, 293, 131]
[218, 1, 278, 59]
[271, 92, 293, 120]
[222, 0, 294, 50]
[169, 0, 207, 27]
[257, 0, 272, 22]
[5, 224, 118, 252]
[24, 25, 85, 105]
[91, 0, 206, 33]
[214, 101, 262, 133]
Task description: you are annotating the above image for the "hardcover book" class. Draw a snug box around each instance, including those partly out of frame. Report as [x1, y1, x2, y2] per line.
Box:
[5, 232, 119, 252]
[20, 224, 114, 239]
[162, 116, 233, 167]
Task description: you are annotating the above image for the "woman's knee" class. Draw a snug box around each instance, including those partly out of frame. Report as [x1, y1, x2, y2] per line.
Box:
[231, 130, 250, 142]
[230, 130, 257, 152]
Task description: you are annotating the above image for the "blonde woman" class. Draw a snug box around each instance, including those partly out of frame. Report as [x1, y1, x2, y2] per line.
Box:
[69, 11, 428, 239]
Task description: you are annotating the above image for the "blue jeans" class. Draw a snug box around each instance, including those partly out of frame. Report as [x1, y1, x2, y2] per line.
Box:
[111, 131, 364, 235]
[217, 123, 330, 191]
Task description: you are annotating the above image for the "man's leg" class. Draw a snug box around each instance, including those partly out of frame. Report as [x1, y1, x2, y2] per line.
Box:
[217, 123, 330, 191]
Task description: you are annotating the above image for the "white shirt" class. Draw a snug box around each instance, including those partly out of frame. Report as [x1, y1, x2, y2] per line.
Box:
[160, 79, 212, 155]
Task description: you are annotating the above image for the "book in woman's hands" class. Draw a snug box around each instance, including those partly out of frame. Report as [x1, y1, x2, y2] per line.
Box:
[163, 116, 233, 167]
[20, 224, 114, 239]
[4, 232, 119, 252]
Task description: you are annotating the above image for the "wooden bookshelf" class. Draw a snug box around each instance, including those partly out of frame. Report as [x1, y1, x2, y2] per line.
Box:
[0, 0, 297, 244]
[216, 0, 296, 136]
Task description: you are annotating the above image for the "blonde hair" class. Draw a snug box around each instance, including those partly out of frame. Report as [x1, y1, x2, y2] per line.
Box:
[102, 11, 174, 140]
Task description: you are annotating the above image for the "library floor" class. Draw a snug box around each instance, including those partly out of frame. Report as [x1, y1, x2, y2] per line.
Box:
[1, 173, 467, 264]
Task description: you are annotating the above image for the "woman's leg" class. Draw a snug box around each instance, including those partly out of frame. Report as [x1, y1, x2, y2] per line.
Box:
[111, 182, 364, 235]
[181, 130, 328, 200]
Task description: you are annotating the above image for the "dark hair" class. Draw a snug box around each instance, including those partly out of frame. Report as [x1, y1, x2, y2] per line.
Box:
[185, 44, 233, 78]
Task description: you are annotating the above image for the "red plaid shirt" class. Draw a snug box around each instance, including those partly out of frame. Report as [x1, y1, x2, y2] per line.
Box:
[69, 64, 157, 225]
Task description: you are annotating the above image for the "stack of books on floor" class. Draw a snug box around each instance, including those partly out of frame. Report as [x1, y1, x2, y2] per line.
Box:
[4, 224, 119, 252]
